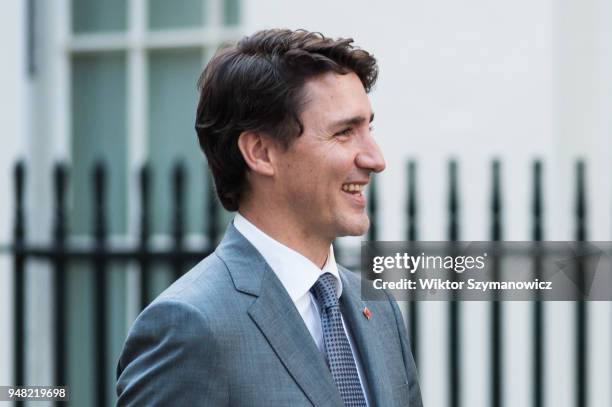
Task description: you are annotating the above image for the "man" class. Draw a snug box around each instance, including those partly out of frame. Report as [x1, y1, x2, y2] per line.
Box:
[116, 29, 422, 406]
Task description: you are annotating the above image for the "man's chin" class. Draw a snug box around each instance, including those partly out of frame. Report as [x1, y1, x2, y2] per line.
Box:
[336, 216, 370, 237]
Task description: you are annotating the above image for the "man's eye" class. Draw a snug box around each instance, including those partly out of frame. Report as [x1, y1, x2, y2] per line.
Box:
[369, 125, 374, 132]
[335, 127, 353, 137]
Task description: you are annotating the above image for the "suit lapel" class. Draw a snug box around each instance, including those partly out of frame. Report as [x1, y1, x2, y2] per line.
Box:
[340, 270, 394, 407]
[216, 224, 343, 407]
[249, 271, 343, 406]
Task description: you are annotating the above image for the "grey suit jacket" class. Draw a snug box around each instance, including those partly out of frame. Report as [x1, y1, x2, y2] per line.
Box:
[116, 224, 422, 406]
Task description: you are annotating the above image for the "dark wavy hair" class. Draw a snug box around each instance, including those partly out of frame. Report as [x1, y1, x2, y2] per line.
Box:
[195, 29, 378, 211]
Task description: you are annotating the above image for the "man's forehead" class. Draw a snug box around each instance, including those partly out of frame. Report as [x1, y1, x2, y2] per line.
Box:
[301, 72, 372, 124]
[304, 71, 365, 98]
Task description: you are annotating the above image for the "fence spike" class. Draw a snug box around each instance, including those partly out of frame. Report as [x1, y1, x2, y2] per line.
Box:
[139, 163, 151, 309]
[448, 160, 459, 241]
[13, 160, 26, 388]
[367, 175, 378, 241]
[490, 159, 503, 407]
[491, 160, 502, 241]
[172, 160, 186, 280]
[14, 161, 25, 241]
[531, 158, 544, 407]
[93, 160, 107, 241]
[91, 159, 107, 407]
[407, 160, 417, 241]
[139, 163, 151, 244]
[532, 161, 543, 241]
[53, 163, 68, 242]
[172, 160, 186, 245]
[206, 167, 219, 248]
[574, 159, 587, 407]
[406, 160, 419, 367]
[52, 162, 68, 390]
[575, 160, 586, 242]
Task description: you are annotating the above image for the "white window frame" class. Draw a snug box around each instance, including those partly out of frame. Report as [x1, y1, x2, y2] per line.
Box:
[41, 0, 242, 344]
[52, 0, 241, 243]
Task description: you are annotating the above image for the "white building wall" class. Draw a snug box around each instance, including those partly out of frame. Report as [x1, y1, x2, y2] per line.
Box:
[0, 0, 610, 405]
[553, 1, 612, 406]
[245, 0, 560, 241]
[0, 0, 28, 389]
[243, 0, 611, 240]
[245, 2, 611, 407]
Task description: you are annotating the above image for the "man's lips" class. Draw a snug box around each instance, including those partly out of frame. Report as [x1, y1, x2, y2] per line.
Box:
[341, 182, 367, 206]
[341, 181, 368, 193]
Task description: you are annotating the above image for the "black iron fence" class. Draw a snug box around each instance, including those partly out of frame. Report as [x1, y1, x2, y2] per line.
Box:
[7, 160, 222, 407]
[2, 158, 595, 407]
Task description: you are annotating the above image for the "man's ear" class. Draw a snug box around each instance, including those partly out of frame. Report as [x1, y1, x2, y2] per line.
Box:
[237, 131, 275, 176]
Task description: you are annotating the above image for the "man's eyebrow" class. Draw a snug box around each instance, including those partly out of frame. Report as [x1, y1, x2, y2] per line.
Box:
[330, 112, 375, 128]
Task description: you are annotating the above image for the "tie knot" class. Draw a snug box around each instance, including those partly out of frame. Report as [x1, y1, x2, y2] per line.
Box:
[311, 273, 339, 310]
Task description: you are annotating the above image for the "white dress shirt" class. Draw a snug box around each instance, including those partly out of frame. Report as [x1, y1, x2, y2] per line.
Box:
[233, 213, 370, 404]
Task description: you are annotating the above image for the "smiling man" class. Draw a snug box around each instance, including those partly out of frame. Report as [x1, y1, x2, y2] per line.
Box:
[116, 29, 422, 406]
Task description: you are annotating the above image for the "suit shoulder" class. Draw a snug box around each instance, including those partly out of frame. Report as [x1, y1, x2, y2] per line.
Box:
[150, 252, 235, 312]
[122, 251, 237, 353]
[117, 294, 229, 404]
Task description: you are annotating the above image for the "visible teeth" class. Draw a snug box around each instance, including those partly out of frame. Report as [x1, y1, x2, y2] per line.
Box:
[342, 184, 364, 192]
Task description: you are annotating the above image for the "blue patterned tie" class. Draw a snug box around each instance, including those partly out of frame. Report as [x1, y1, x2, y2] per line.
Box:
[311, 273, 367, 406]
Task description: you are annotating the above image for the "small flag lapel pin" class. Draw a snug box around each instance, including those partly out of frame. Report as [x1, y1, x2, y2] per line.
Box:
[363, 307, 372, 320]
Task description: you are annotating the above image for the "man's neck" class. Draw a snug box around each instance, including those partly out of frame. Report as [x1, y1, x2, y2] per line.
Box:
[237, 209, 331, 269]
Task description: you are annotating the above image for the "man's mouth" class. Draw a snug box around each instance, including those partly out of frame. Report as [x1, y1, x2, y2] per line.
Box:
[341, 183, 367, 207]
[341, 183, 365, 194]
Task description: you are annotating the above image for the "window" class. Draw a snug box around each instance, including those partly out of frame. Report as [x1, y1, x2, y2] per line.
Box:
[64, 1, 241, 404]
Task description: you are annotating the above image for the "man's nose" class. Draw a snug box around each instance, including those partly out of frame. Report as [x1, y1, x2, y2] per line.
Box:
[355, 136, 386, 173]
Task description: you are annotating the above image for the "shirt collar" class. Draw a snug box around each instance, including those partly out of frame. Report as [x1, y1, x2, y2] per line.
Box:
[233, 213, 342, 302]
